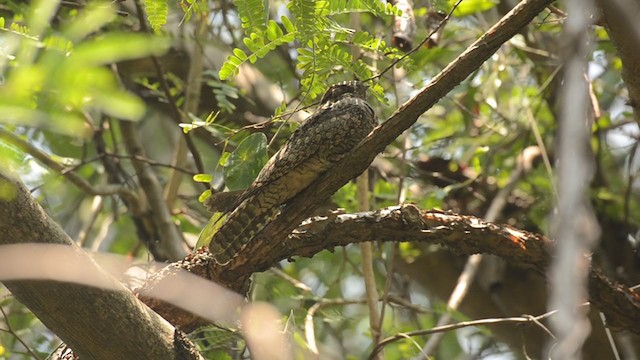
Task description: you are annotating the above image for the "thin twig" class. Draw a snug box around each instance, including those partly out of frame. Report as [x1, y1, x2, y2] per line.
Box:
[132, 0, 206, 177]
[368, 0, 464, 82]
[370, 310, 561, 359]
[0, 128, 138, 202]
[0, 304, 44, 360]
[304, 299, 365, 355]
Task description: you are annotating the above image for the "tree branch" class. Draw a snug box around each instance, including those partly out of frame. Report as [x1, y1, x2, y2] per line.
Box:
[120, 121, 188, 261]
[149, 205, 640, 335]
[0, 128, 138, 202]
[289, 206, 640, 335]
[140, 0, 637, 338]
[0, 171, 202, 359]
[218, 0, 555, 276]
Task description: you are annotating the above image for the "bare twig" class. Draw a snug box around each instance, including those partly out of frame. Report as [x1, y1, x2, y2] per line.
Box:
[165, 12, 208, 209]
[120, 120, 188, 261]
[370, 309, 562, 359]
[305, 299, 365, 355]
[132, 0, 206, 176]
[0, 128, 138, 202]
[0, 305, 44, 360]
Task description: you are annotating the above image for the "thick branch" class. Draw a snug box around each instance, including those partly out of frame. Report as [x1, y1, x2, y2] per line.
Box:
[221, 0, 555, 276]
[0, 172, 202, 360]
[151, 206, 640, 334]
[276, 206, 639, 335]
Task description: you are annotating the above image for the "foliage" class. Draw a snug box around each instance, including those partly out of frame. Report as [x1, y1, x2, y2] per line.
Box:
[1, 0, 639, 359]
[219, 0, 398, 101]
[222, 132, 269, 190]
[235, 0, 267, 35]
[0, 1, 169, 135]
[144, 0, 168, 32]
[219, 17, 297, 81]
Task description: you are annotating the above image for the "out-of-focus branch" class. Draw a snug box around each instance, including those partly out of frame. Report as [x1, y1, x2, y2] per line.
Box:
[550, 0, 600, 358]
[165, 13, 208, 209]
[132, 0, 206, 176]
[0, 128, 138, 203]
[597, 0, 640, 125]
[0, 171, 202, 360]
[350, 10, 382, 358]
[120, 120, 188, 261]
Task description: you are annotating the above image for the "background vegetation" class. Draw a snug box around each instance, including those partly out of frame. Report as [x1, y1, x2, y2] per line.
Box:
[0, 0, 639, 359]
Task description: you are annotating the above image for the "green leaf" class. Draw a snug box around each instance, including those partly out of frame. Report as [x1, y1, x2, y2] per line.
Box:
[449, 0, 497, 16]
[219, 152, 231, 166]
[288, 0, 317, 43]
[195, 212, 226, 248]
[72, 33, 170, 66]
[234, 0, 267, 35]
[144, 0, 168, 32]
[95, 89, 146, 121]
[198, 188, 212, 202]
[233, 48, 248, 61]
[193, 173, 214, 183]
[223, 133, 268, 190]
[63, 2, 116, 42]
[28, 0, 61, 37]
[219, 20, 297, 80]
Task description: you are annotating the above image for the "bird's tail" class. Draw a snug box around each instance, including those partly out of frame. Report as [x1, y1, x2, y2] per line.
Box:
[209, 192, 280, 265]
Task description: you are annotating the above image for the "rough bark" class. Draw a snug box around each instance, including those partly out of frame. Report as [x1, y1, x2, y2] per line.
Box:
[0, 172, 202, 360]
[144, 205, 640, 336]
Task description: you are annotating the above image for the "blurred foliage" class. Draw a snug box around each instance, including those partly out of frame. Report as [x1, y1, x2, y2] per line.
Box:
[0, 0, 639, 359]
[0, 1, 169, 136]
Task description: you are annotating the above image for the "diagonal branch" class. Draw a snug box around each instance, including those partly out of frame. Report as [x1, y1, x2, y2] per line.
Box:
[221, 0, 555, 276]
[0, 172, 203, 359]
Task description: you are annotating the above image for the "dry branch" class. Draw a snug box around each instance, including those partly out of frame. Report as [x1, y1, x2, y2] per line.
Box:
[0, 172, 202, 360]
[147, 205, 640, 334]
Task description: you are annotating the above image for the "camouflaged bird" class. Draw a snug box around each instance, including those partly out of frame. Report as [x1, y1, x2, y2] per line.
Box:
[208, 81, 377, 265]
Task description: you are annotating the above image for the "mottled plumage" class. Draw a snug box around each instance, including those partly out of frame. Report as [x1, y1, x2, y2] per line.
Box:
[209, 81, 377, 265]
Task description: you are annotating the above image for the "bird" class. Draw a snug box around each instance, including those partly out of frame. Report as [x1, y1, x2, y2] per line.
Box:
[208, 80, 377, 265]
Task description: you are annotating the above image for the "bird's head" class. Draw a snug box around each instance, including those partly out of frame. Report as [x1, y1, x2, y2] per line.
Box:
[320, 80, 368, 104]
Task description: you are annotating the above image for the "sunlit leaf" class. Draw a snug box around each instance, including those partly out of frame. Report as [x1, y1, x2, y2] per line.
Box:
[449, 0, 497, 16]
[63, 2, 117, 42]
[195, 212, 226, 248]
[193, 173, 214, 183]
[144, 0, 169, 32]
[95, 90, 147, 121]
[72, 33, 170, 66]
[223, 133, 268, 190]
